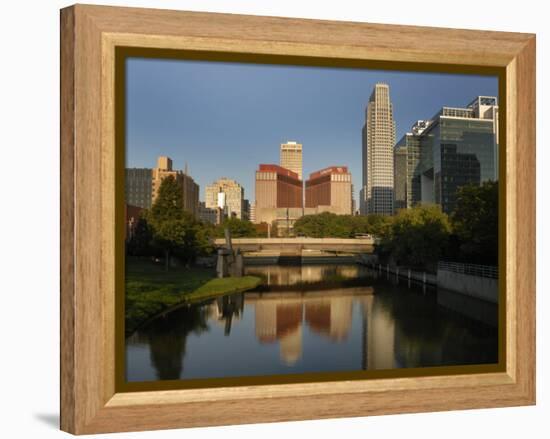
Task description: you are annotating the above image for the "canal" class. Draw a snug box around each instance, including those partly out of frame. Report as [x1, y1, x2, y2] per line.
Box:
[125, 264, 498, 382]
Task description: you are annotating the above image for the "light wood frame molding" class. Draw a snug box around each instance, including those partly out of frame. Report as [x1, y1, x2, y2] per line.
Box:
[60, 4, 536, 435]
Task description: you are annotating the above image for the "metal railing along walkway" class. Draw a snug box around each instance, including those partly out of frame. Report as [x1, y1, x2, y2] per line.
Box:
[438, 261, 498, 279]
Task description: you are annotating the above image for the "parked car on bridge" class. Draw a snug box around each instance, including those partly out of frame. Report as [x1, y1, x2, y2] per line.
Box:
[354, 233, 373, 239]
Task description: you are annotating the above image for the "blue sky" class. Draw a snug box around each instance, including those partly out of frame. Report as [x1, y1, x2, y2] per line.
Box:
[126, 58, 498, 204]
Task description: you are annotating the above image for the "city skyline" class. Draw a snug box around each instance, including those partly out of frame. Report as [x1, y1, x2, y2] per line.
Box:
[126, 57, 498, 206]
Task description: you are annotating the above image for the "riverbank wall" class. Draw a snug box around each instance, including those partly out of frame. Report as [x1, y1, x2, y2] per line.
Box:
[437, 262, 498, 304]
[358, 261, 437, 286]
[358, 260, 498, 304]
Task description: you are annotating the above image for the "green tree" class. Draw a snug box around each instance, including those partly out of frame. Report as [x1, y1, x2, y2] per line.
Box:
[451, 181, 498, 265]
[215, 217, 257, 238]
[193, 221, 216, 256]
[380, 205, 452, 270]
[145, 176, 196, 270]
[293, 212, 393, 238]
[126, 216, 153, 257]
[293, 212, 349, 238]
[349, 214, 393, 237]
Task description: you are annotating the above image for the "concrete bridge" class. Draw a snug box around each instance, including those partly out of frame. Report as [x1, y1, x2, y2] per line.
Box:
[213, 237, 375, 254]
[214, 237, 375, 264]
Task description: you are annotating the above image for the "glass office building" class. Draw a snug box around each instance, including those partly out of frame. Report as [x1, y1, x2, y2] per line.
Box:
[436, 117, 496, 213]
[395, 96, 499, 214]
[417, 96, 499, 215]
[393, 144, 407, 211]
[394, 120, 429, 210]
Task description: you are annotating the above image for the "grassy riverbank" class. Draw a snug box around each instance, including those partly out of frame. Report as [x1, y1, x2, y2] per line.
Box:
[125, 257, 261, 334]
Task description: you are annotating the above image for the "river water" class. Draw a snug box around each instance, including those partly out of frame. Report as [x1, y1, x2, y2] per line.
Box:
[125, 264, 498, 382]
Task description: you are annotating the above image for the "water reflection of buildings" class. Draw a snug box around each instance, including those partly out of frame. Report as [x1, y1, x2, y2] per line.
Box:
[252, 294, 355, 365]
[305, 297, 353, 342]
[255, 299, 303, 365]
[127, 277, 499, 382]
[246, 264, 363, 287]
[359, 295, 396, 370]
[219, 288, 497, 370]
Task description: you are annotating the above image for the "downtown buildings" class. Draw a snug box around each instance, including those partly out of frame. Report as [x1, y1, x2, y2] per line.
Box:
[360, 83, 397, 216]
[359, 82, 499, 217]
[125, 156, 252, 227]
[205, 177, 245, 222]
[253, 160, 353, 234]
[253, 141, 353, 234]
[125, 156, 200, 218]
[125, 91, 498, 233]
[393, 96, 499, 214]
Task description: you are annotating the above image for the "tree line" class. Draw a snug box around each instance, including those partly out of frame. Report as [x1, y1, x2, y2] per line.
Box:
[293, 181, 498, 271]
[129, 176, 497, 272]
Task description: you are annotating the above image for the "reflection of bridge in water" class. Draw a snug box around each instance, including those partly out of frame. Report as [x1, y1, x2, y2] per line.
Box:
[246, 263, 366, 287]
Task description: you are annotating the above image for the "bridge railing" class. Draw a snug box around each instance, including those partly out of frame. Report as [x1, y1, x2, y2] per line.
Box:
[438, 261, 498, 279]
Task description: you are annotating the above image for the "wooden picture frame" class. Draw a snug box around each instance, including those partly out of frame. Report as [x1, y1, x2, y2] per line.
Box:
[60, 4, 536, 434]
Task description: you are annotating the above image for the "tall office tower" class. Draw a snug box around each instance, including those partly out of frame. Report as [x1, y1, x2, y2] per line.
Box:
[280, 141, 303, 180]
[152, 156, 200, 217]
[125, 168, 152, 209]
[393, 145, 407, 212]
[417, 96, 499, 214]
[254, 164, 303, 229]
[360, 83, 396, 215]
[205, 178, 245, 222]
[305, 166, 353, 215]
[393, 120, 430, 210]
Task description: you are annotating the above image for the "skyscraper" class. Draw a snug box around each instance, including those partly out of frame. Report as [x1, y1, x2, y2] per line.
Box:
[360, 83, 396, 215]
[393, 120, 429, 210]
[205, 178, 245, 222]
[393, 145, 407, 212]
[280, 141, 303, 180]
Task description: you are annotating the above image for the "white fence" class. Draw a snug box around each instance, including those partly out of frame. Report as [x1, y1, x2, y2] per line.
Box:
[438, 261, 498, 279]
